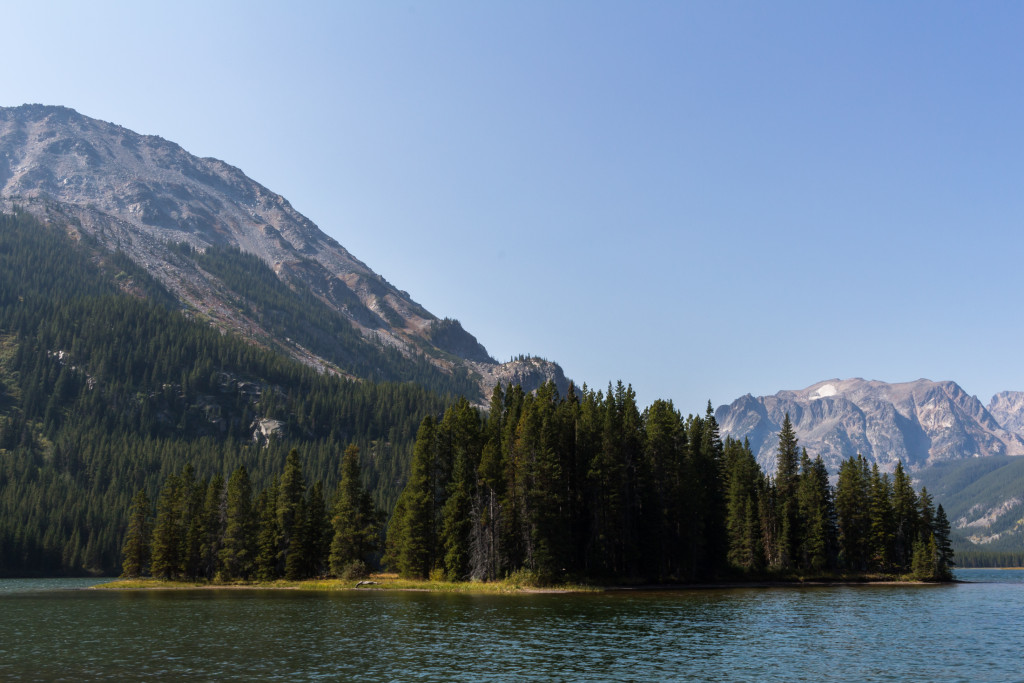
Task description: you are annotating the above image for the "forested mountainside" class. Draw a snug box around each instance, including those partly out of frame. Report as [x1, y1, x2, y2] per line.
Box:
[0, 212, 451, 576]
[913, 456, 1024, 557]
[0, 104, 567, 402]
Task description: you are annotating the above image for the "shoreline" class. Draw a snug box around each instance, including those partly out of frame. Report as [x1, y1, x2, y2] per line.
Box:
[92, 574, 956, 594]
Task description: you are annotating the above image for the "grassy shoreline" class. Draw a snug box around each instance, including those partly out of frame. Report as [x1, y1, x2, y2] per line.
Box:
[93, 572, 948, 593]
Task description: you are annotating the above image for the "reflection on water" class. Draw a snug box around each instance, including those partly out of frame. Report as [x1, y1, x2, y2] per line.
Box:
[0, 569, 1018, 681]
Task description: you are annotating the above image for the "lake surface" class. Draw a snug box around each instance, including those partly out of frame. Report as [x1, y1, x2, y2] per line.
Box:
[1, 569, 1021, 681]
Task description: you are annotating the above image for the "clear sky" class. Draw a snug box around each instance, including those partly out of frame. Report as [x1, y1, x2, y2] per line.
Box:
[4, 2, 1024, 412]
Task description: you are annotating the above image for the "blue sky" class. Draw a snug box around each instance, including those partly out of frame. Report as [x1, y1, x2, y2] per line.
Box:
[4, 2, 1024, 412]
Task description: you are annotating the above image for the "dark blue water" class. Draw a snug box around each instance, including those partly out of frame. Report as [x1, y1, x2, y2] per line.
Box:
[0, 570, 1018, 681]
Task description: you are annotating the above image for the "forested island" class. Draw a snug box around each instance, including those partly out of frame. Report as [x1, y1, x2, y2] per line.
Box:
[121, 384, 954, 586]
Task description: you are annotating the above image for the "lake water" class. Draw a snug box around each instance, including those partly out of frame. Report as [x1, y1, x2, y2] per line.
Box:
[0, 570, 1021, 681]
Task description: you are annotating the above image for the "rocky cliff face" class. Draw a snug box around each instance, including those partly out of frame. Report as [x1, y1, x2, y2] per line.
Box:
[0, 104, 563, 400]
[716, 378, 1024, 474]
[987, 392, 1024, 440]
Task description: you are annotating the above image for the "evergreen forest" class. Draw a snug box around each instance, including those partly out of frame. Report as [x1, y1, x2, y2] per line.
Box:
[0, 212, 451, 576]
[124, 386, 955, 584]
[382, 388, 954, 583]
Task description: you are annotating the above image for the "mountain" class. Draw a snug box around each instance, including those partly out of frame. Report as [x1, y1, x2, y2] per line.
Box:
[715, 378, 1024, 475]
[914, 456, 1024, 554]
[0, 104, 566, 401]
[987, 392, 1024, 440]
[717, 378, 1024, 559]
[0, 104, 571, 577]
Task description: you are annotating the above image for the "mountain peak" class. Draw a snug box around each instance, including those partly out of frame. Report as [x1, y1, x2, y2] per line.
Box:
[0, 104, 564, 400]
[717, 378, 1024, 473]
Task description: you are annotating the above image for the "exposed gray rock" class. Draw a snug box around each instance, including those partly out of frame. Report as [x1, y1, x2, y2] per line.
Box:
[988, 392, 1024, 440]
[0, 104, 565, 400]
[716, 378, 1024, 474]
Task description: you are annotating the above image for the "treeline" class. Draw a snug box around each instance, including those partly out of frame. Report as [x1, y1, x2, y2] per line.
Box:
[955, 551, 1024, 568]
[384, 385, 955, 583]
[121, 447, 380, 581]
[0, 211, 450, 576]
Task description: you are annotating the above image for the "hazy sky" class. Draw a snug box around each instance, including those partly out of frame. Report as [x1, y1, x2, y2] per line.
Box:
[5, 2, 1024, 412]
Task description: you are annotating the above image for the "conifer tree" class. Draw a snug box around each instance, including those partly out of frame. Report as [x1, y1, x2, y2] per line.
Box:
[471, 387, 506, 581]
[835, 455, 871, 572]
[437, 399, 482, 580]
[279, 449, 309, 580]
[868, 464, 894, 572]
[219, 466, 256, 580]
[198, 474, 225, 579]
[150, 472, 185, 580]
[934, 504, 954, 580]
[180, 465, 205, 580]
[643, 399, 690, 579]
[254, 480, 281, 581]
[774, 414, 800, 569]
[890, 461, 918, 572]
[796, 453, 836, 572]
[329, 445, 380, 575]
[723, 438, 764, 572]
[587, 384, 628, 576]
[695, 402, 727, 576]
[388, 416, 437, 578]
[121, 490, 152, 578]
[911, 534, 937, 580]
[305, 481, 331, 577]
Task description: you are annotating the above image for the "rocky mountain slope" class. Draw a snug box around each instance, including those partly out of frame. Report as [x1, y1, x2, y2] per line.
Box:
[914, 456, 1024, 552]
[718, 378, 1024, 555]
[716, 378, 1024, 474]
[987, 392, 1024, 440]
[0, 104, 565, 401]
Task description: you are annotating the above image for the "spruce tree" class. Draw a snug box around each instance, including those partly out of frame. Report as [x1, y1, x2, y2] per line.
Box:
[796, 454, 835, 572]
[911, 535, 937, 581]
[472, 387, 507, 581]
[329, 445, 380, 576]
[835, 455, 871, 572]
[219, 466, 256, 581]
[867, 464, 894, 572]
[644, 399, 689, 579]
[723, 438, 764, 573]
[934, 504, 954, 580]
[389, 416, 436, 578]
[774, 414, 800, 569]
[306, 481, 332, 577]
[254, 480, 281, 581]
[890, 461, 918, 572]
[438, 399, 482, 581]
[150, 472, 185, 580]
[695, 402, 727, 576]
[279, 449, 309, 580]
[120, 490, 152, 578]
[198, 474, 225, 579]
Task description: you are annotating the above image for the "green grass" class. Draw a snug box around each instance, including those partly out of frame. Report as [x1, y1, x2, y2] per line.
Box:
[95, 570, 939, 593]
[93, 573, 601, 594]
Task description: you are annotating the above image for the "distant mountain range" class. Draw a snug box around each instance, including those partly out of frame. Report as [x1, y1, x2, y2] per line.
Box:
[0, 104, 565, 402]
[716, 378, 1024, 555]
[716, 378, 1024, 473]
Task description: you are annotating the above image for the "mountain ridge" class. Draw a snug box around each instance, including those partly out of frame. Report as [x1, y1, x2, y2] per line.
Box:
[716, 377, 1024, 475]
[0, 103, 565, 401]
